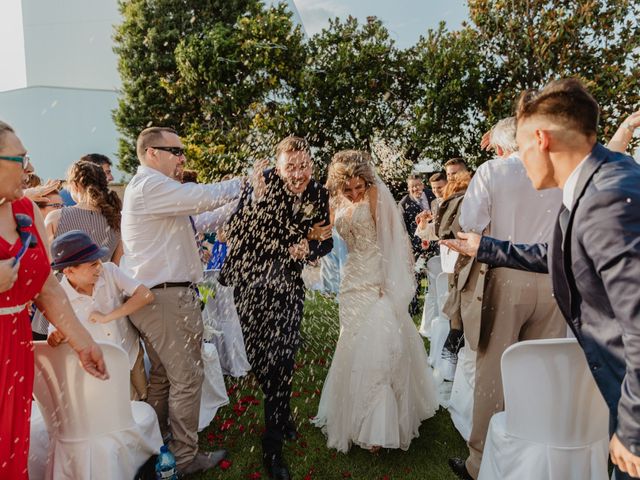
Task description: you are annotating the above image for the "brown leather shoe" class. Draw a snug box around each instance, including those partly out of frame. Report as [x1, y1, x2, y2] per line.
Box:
[179, 450, 227, 476]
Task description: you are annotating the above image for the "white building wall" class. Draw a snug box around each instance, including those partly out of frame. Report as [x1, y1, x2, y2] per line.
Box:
[1, 0, 305, 180]
[0, 0, 27, 91]
[22, 0, 121, 90]
[0, 87, 120, 181]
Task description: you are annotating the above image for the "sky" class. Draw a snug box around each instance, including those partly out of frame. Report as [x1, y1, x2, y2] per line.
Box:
[294, 0, 469, 47]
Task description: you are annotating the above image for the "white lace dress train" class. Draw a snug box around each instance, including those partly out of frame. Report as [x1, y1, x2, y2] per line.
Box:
[313, 201, 438, 452]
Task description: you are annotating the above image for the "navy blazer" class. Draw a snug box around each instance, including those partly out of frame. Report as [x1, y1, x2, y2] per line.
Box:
[477, 143, 640, 454]
[399, 192, 434, 258]
[219, 168, 333, 288]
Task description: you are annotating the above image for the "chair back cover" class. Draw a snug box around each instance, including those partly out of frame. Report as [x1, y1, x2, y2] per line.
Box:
[435, 272, 449, 318]
[33, 341, 135, 440]
[501, 338, 608, 446]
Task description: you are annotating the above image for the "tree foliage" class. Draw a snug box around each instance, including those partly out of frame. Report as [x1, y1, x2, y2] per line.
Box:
[114, 0, 640, 178]
[469, 0, 640, 137]
[405, 24, 487, 166]
[114, 0, 304, 177]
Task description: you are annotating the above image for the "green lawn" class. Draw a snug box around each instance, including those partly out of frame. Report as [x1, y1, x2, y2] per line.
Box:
[193, 292, 467, 479]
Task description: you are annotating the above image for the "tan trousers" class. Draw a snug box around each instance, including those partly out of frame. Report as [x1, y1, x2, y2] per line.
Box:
[129, 286, 204, 468]
[465, 268, 565, 478]
[130, 343, 148, 401]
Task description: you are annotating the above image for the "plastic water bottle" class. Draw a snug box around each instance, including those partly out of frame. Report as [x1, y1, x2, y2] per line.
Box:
[155, 445, 178, 480]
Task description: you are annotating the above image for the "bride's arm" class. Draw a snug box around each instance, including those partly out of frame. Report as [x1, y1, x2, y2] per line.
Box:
[368, 184, 378, 226]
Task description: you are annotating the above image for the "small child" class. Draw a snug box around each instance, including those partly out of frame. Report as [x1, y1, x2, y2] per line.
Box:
[48, 230, 153, 400]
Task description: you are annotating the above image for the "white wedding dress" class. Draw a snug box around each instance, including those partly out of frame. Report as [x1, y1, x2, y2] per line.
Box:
[313, 199, 438, 453]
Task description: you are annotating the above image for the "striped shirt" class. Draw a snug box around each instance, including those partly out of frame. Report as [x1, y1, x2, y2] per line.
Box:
[56, 206, 120, 262]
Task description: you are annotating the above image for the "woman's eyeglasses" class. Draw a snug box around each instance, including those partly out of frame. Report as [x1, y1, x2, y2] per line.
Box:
[13, 214, 38, 266]
[0, 154, 31, 169]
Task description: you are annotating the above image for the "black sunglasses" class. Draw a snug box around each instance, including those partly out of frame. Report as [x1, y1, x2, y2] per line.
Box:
[149, 146, 185, 157]
[13, 214, 38, 266]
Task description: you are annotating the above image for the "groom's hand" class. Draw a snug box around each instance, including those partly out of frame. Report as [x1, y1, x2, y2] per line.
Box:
[251, 158, 270, 201]
[308, 221, 333, 242]
[289, 239, 309, 260]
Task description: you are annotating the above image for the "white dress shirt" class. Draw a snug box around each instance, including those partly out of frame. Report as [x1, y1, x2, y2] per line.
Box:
[53, 262, 142, 368]
[119, 165, 241, 287]
[562, 155, 589, 211]
[192, 200, 239, 234]
[459, 154, 562, 244]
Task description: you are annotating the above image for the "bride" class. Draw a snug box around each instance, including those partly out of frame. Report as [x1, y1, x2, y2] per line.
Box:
[312, 150, 438, 453]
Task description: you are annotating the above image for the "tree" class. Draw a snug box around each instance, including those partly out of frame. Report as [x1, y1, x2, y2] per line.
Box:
[469, 0, 640, 140]
[113, 0, 304, 177]
[284, 16, 415, 174]
[405, 24, 488, 167]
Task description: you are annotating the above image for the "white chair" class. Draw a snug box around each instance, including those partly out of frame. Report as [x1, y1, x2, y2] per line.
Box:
[28, 402, 49, 480]
[202, 269, 251, 377]
[419, 255, 442, 338]
[447, 341, 476, 440]
[32, 341, 163, 480]
[428, 272, 451, 371]
[478, 338, 609, 480]
[199, 342, 230, 431]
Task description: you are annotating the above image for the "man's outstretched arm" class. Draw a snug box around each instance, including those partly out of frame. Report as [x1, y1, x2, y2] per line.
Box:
[441, 231, 549, 273]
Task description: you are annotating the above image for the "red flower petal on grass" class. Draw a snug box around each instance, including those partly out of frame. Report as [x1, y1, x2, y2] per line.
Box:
[292, 391, 301, 398]
[248, 472, 262, 479]
[218, 459, 232, 470]
[342, 472, 352, 478]
[239, 395, 260, 405]
[220, 419, 235, 431]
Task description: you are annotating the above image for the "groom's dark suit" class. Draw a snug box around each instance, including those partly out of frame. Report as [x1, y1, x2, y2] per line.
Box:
[476, 144, 640, 479]
[219, 168, 332, 460]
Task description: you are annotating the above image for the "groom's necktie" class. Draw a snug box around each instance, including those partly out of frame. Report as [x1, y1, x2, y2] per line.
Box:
[292, 194, 302, 215]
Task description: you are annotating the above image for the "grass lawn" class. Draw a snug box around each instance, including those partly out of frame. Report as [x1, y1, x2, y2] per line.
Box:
[193, 292, 467, 479]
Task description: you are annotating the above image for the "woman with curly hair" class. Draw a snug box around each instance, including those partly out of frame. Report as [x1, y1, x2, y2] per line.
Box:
[312, 150, 437, 454]
[45, 160, 123, 263]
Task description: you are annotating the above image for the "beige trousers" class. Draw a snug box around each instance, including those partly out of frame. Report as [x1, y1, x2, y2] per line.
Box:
[130, 343, 148, 401]
[465, 268, 566, 478]
[129, 286, 204, 468]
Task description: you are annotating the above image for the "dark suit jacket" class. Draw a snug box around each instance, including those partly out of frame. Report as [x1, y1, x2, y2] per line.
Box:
[477, 143, 640, 454]
[219, 168, 333, 288]
[399, 193, 433, 257]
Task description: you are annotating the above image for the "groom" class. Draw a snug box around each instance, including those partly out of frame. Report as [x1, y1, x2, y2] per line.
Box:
[219, 136, 332, 480]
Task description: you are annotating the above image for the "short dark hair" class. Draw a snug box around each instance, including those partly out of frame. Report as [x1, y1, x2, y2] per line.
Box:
[137, 126, 179, 159]
[516, 78, 599, 136]
[444, 158, 467, 170]
[429, 172, 446, 183]
[275, 136, 310, 158]
[407, 174, 423, 182]
[81, 153, 112, 167]
[181, 169, 199, 184]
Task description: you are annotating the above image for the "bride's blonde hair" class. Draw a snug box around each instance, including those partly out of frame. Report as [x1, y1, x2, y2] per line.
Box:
[326, 150, 376, 197]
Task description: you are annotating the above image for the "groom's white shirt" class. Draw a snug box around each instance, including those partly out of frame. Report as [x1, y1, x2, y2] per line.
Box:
[120, 165, 240, 287]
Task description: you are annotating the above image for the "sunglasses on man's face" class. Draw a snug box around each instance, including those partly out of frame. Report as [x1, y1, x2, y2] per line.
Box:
[0, 154, 31, 169]
[149, 146, 185, 157]
[13, 214, 38, 266]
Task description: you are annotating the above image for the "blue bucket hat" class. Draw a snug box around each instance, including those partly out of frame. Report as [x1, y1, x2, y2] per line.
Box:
[50, 230, 109, 271]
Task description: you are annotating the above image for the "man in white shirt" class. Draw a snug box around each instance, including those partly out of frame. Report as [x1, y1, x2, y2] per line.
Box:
[120, 126, 241, 475]
[448, 117, 565, 480]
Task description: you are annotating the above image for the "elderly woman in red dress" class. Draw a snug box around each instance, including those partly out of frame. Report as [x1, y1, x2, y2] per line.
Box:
[0, 121, 108, 479]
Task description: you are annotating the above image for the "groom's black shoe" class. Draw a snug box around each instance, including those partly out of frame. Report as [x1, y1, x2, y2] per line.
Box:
[448, 458, 474, 480]
[263, 454, 291, 480]
[283, 420, 299, 442]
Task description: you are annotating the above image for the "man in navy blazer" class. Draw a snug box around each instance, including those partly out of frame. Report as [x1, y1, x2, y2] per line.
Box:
[220, 136, 332, 480]
[443, 79, 640, 479]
